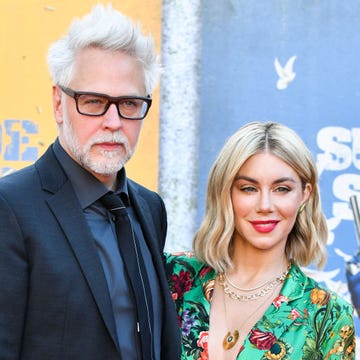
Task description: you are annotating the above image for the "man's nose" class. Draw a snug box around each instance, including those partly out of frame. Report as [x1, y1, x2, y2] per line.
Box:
[102, 103, 123, 129]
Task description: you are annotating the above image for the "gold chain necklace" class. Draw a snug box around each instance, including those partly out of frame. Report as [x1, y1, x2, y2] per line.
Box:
[224, 273, 275, 291]
[221, 273, 284, 351]
[219, 264, 290, 302]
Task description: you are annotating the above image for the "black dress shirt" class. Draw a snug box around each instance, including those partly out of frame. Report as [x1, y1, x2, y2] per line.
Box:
[53, 139, 162, 359]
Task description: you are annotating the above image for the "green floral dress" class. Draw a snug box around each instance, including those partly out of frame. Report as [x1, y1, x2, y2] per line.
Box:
[165, 252, 356, 360]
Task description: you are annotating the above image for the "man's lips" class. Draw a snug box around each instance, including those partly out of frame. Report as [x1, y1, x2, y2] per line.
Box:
[250, 220, 280, 233]
[95, 142, 121, 151]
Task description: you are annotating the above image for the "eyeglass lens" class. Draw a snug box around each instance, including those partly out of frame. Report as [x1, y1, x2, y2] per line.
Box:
[77, 94, 148, 118]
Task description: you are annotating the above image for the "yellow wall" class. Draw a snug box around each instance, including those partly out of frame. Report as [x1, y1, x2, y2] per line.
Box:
[0, 0, 161, 190]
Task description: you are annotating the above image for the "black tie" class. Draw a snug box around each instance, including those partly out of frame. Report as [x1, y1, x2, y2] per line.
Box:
[101, 192, 153, 359]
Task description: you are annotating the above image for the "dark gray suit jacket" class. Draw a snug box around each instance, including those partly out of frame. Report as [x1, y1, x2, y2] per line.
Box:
[0, 144, 180, 360]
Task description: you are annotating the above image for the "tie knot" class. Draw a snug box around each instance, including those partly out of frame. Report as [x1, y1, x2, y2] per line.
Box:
[100, 192, 127, 217]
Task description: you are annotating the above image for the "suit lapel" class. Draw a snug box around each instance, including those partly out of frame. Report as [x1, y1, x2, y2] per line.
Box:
[36, 146, 119, 352]
[127, 184, 163, 260]
[128, 184, 173, 299]
[128, 183, 182, 355]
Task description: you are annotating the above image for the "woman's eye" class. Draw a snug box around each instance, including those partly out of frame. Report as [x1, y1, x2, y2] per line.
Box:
[241, 186, 257, 192]
[275, 186, 290, 193]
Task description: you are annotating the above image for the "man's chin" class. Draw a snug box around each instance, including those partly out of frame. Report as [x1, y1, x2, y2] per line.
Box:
[84, 156, 125, 176]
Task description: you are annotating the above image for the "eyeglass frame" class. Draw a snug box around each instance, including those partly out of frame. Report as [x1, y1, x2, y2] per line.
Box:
[59, 86, 152, 120]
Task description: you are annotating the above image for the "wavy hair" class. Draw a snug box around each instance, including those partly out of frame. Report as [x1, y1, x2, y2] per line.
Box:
[194, 122, 328, 273]
[47, 3, 160, 95]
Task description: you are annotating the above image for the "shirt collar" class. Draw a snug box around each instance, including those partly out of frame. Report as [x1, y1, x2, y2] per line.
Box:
[53, 138, 129, 209]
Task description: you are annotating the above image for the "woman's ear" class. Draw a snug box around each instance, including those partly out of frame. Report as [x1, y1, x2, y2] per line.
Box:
[302, 183, 312, 202]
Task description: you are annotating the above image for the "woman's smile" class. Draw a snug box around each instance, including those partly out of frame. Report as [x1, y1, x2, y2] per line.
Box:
[250, 220, 280, 233]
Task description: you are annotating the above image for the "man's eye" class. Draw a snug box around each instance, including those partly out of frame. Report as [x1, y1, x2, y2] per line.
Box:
[121, 99, 140, 108]
[86, 98, 105, 105]
[79, 95, 106, 105]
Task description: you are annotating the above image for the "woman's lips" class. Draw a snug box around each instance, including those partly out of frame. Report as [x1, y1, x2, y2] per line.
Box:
[250, 220, 279, 233]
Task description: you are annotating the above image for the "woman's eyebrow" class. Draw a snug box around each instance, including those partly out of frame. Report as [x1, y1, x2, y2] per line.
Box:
[234, 175, 297, 184]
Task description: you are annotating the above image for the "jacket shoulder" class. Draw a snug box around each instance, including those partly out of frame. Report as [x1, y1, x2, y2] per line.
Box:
[0, 144, 65, 197]
[127, 178, 163, 204]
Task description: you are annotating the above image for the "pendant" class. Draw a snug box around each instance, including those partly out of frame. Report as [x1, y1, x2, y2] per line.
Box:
[222, 330, 239, 350]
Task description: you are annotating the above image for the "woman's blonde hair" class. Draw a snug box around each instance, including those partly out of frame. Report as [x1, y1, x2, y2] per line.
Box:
[194, 121, 327, 273]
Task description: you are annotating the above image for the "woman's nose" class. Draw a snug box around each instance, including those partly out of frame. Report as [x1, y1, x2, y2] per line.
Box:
[256, 191, 274, 212]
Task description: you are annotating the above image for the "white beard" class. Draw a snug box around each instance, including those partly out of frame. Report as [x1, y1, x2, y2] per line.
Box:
[60, 116, 134, 176]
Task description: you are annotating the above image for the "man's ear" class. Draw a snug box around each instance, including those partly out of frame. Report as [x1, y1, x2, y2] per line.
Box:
[52, 86, 64, 125]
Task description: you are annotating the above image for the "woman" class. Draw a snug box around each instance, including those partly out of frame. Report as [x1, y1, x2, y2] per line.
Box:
[166, 122, 355, 359]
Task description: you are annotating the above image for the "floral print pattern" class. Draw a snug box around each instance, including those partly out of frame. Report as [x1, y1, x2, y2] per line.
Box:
[165, 252, 356, 359]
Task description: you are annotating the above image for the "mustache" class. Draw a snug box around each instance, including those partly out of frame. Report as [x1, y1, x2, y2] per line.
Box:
[89, 132, 128, 146]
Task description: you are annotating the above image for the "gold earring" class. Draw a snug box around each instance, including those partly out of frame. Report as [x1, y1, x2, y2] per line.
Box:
[298, 203, 306, 214]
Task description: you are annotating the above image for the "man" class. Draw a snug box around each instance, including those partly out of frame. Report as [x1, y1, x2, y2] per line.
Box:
[0, 4, 180, 360]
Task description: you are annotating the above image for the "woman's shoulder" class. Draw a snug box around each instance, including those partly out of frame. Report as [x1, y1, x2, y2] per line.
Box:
[165, 251, 208, 271]
[165, 251, 216, 304]
[294, 264, 354, 311]
[165, 251, 215, 280]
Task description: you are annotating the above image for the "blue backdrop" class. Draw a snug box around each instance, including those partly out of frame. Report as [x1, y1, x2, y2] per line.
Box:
[198, 0, 360, 335]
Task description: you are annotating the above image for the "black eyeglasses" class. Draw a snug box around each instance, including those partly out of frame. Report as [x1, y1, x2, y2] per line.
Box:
[59, 86, 152, 120]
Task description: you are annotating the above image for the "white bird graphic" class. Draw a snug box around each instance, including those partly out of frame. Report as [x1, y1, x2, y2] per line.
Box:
[334, 248, 354, 263]
[274, 55, 296, 90]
